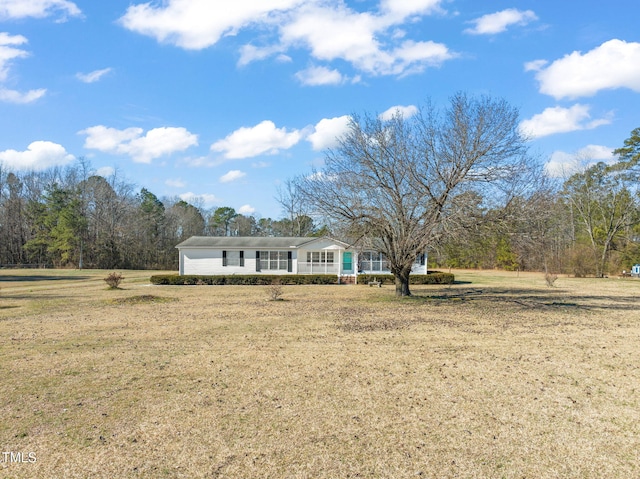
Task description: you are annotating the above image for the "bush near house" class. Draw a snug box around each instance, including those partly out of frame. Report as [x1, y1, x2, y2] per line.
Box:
[150, 272, 454, 286]
[357, 272, 454, 285]
[150, 274, 340, 285]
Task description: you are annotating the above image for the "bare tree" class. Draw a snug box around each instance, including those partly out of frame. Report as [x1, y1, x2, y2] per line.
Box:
[276, 179, 315, 236]
[296, 93, 532, 296]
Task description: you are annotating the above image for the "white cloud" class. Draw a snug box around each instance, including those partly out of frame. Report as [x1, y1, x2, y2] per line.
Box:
[519, 104, 612, 139]
[165, 178, 186, 188]
[533, 39, 640, 100]
[0, 33, 47, 103]
[577, 144, 617, 162]
[0, 0, 81, 20]
[238, 44, 285, 67]
[465, 9, 537, 35]
[306, 171, 337, 182]
[80, 125, 198, 163]
[307, 115, 351, 151]
[251, 161, 271, 168]
[295, 65, 345, 86]
[127, 127, 198, 164]
[544, 151, 579, 178]
[545, 145, 615, 178]
[96, 166, 115, 177]
[276, 54, 292, 63]
[0, 32, 29, 82]
[238, 204, 255, 215]
[76, 67, 112, 83]
[380, 0, 443, 21]
[281, 4, 455, 76]
[180, 156, 217, 168]
[119, 0, 305, 50]
[390, 40, 453, 75]
[179, 192, 220, 208]
[211, 120, 302, 159]
[119, 0, 454, 79]
[81, 125, 142, 152]
[0, 141, 74, 171]
[220, 170, 246, 183]
[379, 104, 418, 121]
[524, 59, 548, 72]
[0, 87, 46, 103]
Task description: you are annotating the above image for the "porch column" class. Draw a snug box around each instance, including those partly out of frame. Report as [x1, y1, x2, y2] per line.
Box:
[354, 251, 358, 284]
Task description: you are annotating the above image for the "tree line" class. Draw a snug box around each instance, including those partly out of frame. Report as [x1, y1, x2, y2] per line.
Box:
[0, 159, 320, 270]
[1, 99, 639, 281]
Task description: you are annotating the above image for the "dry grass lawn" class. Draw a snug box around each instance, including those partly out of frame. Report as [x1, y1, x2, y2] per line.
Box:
[1, 269, 639, 478]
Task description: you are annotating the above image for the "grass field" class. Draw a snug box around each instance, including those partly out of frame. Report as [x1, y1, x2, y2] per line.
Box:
[1, 269, 639, 478]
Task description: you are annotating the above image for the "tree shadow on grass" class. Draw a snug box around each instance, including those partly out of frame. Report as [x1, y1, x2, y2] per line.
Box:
[0, 294, 74, 301]
[407, 286, 639, 312]
[0, 275, 91, 282]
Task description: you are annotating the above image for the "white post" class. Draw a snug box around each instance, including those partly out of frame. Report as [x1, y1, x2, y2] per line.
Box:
[354, 251, 358, 284]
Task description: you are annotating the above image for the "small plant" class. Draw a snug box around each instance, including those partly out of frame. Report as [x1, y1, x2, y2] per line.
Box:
[104, 272, 124, 290]
[545, 272, 558, 287]
[267, 279, 284, 301]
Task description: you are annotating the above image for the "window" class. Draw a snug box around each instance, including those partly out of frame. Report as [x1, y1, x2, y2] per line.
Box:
[360, 251, 386, 271]
[258, 251, 289, 271]
[222, 250, 244, 267]
[306, 251, 334, 263]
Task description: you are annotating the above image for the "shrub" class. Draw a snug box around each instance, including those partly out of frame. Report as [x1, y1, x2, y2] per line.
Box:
[356, 272, 455, 285]
[267, 279, 284, 301]
[149, 272, 455, 286]
[150, 274, 339, 286]
[568, 245, 596, 278]
[104, 272, 124, 289]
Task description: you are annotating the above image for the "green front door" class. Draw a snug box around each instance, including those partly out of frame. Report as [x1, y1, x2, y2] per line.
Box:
[342, 252, 353, 273]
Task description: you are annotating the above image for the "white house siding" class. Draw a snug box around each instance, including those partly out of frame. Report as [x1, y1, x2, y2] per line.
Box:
[180, 248, 299, 276]
[181, 248, 220, 275]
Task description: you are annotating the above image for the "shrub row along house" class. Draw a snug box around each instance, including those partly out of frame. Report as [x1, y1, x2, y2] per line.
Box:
[176, 236, 427, 283]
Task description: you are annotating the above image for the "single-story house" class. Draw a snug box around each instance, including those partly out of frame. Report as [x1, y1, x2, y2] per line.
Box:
[176, 236, 427, 281]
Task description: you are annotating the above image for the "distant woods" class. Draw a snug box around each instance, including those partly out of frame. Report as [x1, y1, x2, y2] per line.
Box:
[1, 126, 640, 275]
[0, 160, 319, 270]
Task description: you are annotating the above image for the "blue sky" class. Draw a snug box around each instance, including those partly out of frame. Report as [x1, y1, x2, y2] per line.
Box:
[1, 0, 639, 218]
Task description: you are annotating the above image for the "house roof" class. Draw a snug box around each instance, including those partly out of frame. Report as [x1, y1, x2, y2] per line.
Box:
[175, 236, 351, 249]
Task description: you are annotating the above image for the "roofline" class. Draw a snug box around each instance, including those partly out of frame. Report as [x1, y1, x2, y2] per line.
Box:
[175, 235, 353, 250]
